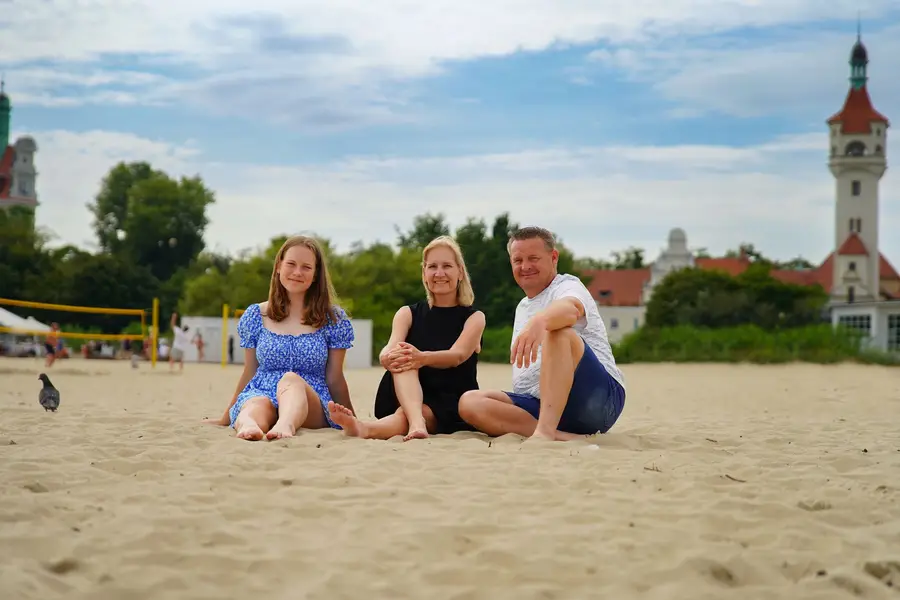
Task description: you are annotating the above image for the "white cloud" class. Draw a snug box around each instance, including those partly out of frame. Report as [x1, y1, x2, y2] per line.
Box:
[1, 1, 898, 126]
[585, 22, 900, 121]
[20, 128, 900, 266]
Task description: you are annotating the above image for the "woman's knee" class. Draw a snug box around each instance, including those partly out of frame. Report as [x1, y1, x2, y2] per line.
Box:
[277, 372, 307, 391]
[237, 396, 276, 420]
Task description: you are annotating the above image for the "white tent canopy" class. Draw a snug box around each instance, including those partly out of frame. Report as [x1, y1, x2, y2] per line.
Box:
[0, 306, 51, 333]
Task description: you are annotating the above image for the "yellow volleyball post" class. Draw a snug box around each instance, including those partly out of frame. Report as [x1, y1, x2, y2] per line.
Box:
[221, 303, 229, 367]
[151, 297, 159, 368]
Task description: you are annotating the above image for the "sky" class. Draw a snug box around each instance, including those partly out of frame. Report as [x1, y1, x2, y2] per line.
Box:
[2, 0, 899, 265]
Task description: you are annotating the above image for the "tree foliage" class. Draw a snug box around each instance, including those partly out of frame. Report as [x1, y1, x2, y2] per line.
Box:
[645, 263, 828, 330]
[3, 158, 832, 364]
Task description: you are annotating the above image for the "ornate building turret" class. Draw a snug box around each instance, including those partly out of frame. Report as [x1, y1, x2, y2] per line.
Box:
[826, 32, 889, 303]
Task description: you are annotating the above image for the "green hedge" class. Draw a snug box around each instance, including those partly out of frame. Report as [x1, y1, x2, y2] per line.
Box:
[405, 324, 899, 366]
[612, 324, 898, 365]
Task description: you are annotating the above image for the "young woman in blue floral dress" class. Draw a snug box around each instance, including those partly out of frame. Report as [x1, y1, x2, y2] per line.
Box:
[204, 235, 356, 441]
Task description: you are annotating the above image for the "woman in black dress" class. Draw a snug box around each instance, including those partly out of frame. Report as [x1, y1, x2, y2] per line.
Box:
[328, 236, 485, 440]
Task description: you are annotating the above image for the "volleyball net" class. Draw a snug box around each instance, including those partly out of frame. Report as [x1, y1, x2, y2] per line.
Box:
[0, 297, 162, 366]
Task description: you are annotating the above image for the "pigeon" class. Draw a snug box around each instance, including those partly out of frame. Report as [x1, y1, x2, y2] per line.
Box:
[37, 373, 60, 412]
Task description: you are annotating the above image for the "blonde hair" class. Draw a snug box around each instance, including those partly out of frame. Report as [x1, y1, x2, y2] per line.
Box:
[422, 235, 475, 307]
[266, 235, 344, 328]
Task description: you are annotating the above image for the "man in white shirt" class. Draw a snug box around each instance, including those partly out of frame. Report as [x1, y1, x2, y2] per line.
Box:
[169, 312, 190, 372]
[458, 226, 626, 441]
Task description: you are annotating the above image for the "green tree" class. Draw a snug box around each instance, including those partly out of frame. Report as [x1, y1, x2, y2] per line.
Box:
[88, 161, 157, 254]
[396, 212, 451, 251]
[120, 174, 216, 281]
[0, 206, 51, 302]
[645, 264, 827, 330]
[610, 246, 646, 269]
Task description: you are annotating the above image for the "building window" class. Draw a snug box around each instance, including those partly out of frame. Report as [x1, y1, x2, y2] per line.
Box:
[633, 318, 639, 329]
[847, 286, 856, 303]
[852, 180, 861, 196]
[875, 145, 883, 155]
[838, 314, 870, 336]
[848, 218, 862, 232]
[857, 218, 862, 232]
[848, 261, 856, 271]
[888, 315, 900, 351]
[846, 141, 866, 156]
[610, 318, 619, 329]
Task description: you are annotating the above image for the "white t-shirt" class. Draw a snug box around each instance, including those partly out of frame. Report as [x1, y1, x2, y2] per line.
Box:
[172, 327, 190, 352]
[511, 273, 625, 398]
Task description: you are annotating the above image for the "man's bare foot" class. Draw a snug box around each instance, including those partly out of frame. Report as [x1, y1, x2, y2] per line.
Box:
[235, 422, 265, 441]
[328, 401, 369, 438]
[528, 428, 557, 442]
[265, 422, 296, 440]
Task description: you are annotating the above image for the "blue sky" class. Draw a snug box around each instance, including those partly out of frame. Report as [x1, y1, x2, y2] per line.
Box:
[3, 0, 900, 264]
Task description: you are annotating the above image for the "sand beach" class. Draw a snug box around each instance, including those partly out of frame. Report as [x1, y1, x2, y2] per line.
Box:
[1, 357, 898, 599]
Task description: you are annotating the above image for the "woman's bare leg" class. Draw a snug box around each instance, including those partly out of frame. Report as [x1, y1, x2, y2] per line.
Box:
[233, 396, 278, 441]
[267, 373, 328, 440]
[328, 403, 438, 440]
[392, 370, 430, 439]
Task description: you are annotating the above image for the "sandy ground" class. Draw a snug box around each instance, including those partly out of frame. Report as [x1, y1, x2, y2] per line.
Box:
[1, 357, 899, 600]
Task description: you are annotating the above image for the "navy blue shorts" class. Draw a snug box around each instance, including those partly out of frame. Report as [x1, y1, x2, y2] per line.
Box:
[506, 338, 625, 435]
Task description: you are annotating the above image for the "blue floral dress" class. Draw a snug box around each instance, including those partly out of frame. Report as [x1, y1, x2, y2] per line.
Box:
[229, 303, 355, 428]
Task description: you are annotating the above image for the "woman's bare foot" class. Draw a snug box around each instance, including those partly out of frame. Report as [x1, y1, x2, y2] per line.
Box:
[403, 420, 429, 441]
[235, 422, 265, 441]
[265, 421, 296, 440]
[328, 401, 369, 438]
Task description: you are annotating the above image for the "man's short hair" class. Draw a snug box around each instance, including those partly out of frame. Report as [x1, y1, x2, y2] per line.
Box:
[508, 226, 556, 253]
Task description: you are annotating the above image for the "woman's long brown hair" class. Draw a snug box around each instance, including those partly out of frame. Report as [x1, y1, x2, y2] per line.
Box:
[265, 235, 344, 328]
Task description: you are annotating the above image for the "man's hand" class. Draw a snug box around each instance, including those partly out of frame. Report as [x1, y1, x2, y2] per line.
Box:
[510, 315, 547, 368]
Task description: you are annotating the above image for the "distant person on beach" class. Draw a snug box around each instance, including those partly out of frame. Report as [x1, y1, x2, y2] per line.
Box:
[328, 236, 485, 441]
[458, 226, 626, 441]
[227, 335, 234, 364]
[193, 331, 205, 362]
[169, 312, 190, 372]
[44, 323, 60, 367]
[203, 235, 355, 441]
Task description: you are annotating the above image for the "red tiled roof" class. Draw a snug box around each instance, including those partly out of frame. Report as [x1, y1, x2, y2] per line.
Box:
[0, 146, 13, 198]
[584, 268, 649, 306]
[880, 255, 900, 280]
[827, 86, 890, 134]
[836, 232, 869, 256]
[695, 256, 751, 276]
[583, 249, 900, 307]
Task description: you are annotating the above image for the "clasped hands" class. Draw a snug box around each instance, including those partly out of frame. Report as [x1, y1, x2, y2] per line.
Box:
[381, 341, 425, 373]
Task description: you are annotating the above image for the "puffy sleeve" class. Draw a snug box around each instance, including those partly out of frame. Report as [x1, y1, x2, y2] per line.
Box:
[323, 307, 355, 350]
[237, 304, 263, 348]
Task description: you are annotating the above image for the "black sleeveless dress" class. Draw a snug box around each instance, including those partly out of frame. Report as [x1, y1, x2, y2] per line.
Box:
[373, 301, 480, 434]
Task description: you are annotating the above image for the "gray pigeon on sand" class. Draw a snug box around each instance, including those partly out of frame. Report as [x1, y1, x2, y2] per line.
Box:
[38, 373, 60, 412]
